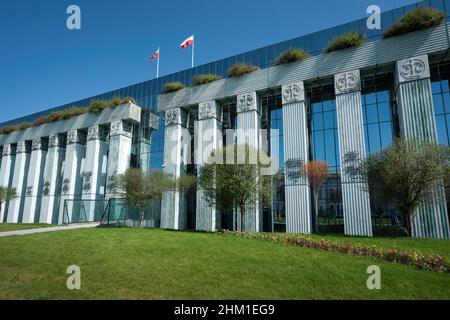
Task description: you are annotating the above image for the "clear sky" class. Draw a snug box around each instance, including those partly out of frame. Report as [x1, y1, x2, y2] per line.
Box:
[0, 0, 420, 122]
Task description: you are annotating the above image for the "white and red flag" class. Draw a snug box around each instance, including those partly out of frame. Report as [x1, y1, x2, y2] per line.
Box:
[180, 35, 194, 48]
[150, 48, 160, 62]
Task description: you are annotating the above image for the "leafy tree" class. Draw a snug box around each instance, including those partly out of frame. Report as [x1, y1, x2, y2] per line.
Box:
[0, 187, 16, 214]
[300, 161, 329, 233]
[113, 169, 174, 228]
[359, 139, 450, 236]
[198, 144, 273, 232]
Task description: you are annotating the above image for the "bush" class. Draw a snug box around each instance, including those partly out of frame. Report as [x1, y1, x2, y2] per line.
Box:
[88, 100, 110, 114]
[227, 63, 259, 78]
[383, 7, 446, 39]
[18, 122, 33, 130]
[274, 48, 310, 65]
[163, 82, 186, 93]
[325, 32, 365, 53]
[192, 74, 222, 86]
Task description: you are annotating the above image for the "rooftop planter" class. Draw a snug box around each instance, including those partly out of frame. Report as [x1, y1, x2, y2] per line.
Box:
[192, 74, 222, 86]
[163, 82, 186, 93]
[227, 63, 259, 78]
[0, 97, 136, 136]
[383, 7, 446, 39]
[274, 48, 310, 65]
[325, 32, 365, 53]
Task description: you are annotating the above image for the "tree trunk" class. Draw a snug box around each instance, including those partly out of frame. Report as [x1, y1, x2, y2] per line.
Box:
[240, 205, 245, 233]
[315, 190, 319, 234]
[404, 210, 413, 237]
[139, 207, 145, 228]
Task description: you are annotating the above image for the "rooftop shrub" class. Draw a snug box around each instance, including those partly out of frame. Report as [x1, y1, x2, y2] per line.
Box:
[192, 74, 222, 86]
[274, 48, 310, 65]
[163, 82, 186, 93]
[383, 7, 446, 39]
[325, 32, 365, 53]
[0, 97, 136, 136]
[227, 63, 259, 78]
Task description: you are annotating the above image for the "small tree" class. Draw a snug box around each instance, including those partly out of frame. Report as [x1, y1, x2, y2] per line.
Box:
[198, 144, 273, 232]
[359, 139, 450, 236]
[300, 161, 329, 233]
[113, 169, 174, 228]
[0, 187, 16, 214]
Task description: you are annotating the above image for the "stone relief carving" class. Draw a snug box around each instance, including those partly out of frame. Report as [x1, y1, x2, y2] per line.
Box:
[43, 181, 51, 196]
[62, 178, 70, 194]
[165, 108, 180, 126]
[87, 126, 108, 141]
[237, 92, 258, 113]
[334, 70, 361, 95]
[67, 130, 87, 145]
[2, 144, 15, 156]
[48, 135, 66, 148]
[16, 141, 31, 154]
[110, 121, 132, 138]
[25, 186, 33, 197]
[396, 55, 430, 83]
[198, 101, 217, 120]
[282, 82, 305, 104]
[32, 138, 48, 151]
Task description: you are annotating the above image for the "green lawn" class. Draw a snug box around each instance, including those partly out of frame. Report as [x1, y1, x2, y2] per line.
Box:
[0, 228, 449, 299]
[0, 223, 53, 232]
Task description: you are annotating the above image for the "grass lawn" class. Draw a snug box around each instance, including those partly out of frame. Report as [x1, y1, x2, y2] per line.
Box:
[0, 223, 53, 232]
[0, 227, 449, 300]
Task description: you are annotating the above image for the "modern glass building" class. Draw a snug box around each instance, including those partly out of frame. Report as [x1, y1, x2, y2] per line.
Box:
[1, 0, 449, 238]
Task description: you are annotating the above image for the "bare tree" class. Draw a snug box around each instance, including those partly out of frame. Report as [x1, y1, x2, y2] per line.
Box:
[300, 161, 329, 233]
[0, 187, 16, 215]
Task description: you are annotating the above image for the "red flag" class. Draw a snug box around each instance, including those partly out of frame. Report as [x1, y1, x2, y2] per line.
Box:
[150, 48, 159, 62]
[180, 35, 194, 49]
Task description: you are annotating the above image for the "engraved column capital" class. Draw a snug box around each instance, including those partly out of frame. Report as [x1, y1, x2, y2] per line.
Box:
[165, 108, 182, 126]
[110, 120, 133, 138]
[237, 92, 258, 113]
[16, 141, 31, 154]
[395, 54, 430, 85]
[334, 70, 361, 95]
[87, 126, 108, 141]
[32, 138, 48, 151]
[282, 82, 305, 104]
[48, 134, 66, 148]
[2, 144, 16, 156]
[67, 130, 87, 145]
[198, 101, 221, 120]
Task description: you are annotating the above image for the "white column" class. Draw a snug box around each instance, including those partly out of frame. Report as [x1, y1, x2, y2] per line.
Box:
[7, 141, 31, 223]
[82, 125, 109, 221]
[335, 69, 373, 237]
[105, 120, 133, 198]
[161, 108, 189, 230]
[59, 130, 87, 224]
[39, 134, 66, 224]
[195, 101, 223, 231]
[236, 92, 262, 232]
[0, 144, 16, 222]
[22, 138, 48, 223]
[395, 54, 450, 238]
[281, 82, 312, 234]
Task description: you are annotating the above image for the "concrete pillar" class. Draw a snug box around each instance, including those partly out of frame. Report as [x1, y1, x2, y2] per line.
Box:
[195, 101, 223, 231]
[0, 144, 16, 222]
[22, 138, 48, 223]
[395, 54, 450, 238]
[236, 92, 262, 232]
[39, 134, 66, 224]
[105, 120, 133, 198]
[59, 130, 87, 224]
[281, 82, 312, 234]
[7, 141, 31, 223]
[161, 108, 189, 230]
[82, 125, 109, 221]
[334, 69, 373, 237]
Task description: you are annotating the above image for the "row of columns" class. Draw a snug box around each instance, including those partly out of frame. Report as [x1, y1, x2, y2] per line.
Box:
[0, 120, 133, 225]
[160, 54, 449, 238]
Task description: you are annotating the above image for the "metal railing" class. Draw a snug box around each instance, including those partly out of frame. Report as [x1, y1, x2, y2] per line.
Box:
[63, 199, 108, 224]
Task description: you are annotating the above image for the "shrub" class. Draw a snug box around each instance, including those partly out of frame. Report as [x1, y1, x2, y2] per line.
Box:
[18, 122, 33, 130]
[383, 7, 446, 39]
[163, 82, 186, 93]
[192, 74, 222, 86]
[0, 125, 17, 135]
[325, 32, 365, 53]
[274, 48, 310, 65]
[227, 63, 259, 78]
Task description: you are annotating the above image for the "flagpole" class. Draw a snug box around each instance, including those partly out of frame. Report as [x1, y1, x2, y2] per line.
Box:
[192, 36, 195, 68]
[156, 47, 160, 78]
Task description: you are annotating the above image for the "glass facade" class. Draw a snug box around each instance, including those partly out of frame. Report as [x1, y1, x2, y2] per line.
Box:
[431, 60, 450, 146]
[2, 0, 450, 173]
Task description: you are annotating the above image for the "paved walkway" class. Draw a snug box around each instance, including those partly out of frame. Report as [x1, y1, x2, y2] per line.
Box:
[0, 222, 100, 238]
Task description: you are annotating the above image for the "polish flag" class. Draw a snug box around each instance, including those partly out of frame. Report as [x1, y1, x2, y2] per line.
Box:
[180, 35, 194, 49]
[150, 48, 159, 62]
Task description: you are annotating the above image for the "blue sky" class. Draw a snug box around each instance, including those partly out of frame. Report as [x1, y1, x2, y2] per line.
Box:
[0, 0, 419, 122]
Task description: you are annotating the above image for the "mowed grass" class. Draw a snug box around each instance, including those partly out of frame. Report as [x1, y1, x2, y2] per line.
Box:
[0, 223, 53, 232]
[0, 228, 449, 300]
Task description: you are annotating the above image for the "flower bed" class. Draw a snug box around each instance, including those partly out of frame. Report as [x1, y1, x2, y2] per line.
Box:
[221, 230, 449, 273]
